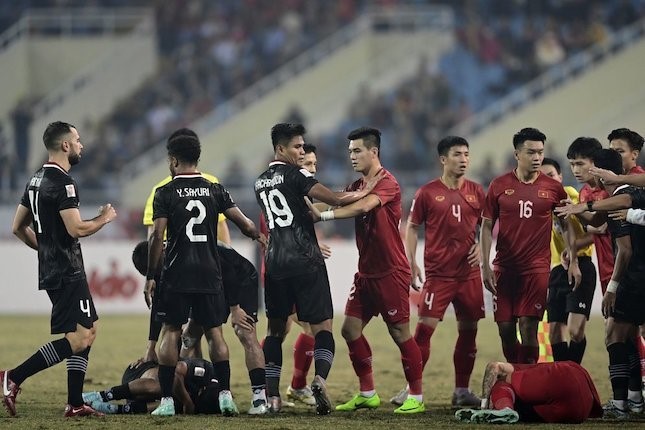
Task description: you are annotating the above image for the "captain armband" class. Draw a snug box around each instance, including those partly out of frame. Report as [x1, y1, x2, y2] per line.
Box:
[606, 280, 619, 293]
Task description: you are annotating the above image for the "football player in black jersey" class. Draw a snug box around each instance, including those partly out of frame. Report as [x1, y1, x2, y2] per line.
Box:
[145, 134, 263, 417]
[254, 123, 379, 415]
[556, 149, 645, 418]
[82, 357, 221, 415]
[2, 121, 117, 418]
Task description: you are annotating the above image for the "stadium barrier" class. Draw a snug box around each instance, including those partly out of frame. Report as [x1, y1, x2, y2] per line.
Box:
[0, 240, 605, 316]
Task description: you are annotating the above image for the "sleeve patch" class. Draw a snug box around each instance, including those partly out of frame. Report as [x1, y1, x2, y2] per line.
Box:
[65, 184, 76, 197]
[299, 168, 313, 178]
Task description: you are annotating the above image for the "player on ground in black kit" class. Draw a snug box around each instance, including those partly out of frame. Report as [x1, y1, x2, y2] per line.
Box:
[254, 123, 380, 415]
[556, 149, 645, 418]
[145, 134, 264, 417]
[83, 357, 222, 415]
[2, 121, 117, 418]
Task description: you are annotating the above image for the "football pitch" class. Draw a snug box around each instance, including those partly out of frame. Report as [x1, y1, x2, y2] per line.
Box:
[0, 314, 643, 429]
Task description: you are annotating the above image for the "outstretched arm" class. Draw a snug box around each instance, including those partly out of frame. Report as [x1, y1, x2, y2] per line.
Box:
[172, 361, 195, 414]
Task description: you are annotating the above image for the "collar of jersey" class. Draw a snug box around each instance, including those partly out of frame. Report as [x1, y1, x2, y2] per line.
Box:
[613, 184, 629, 195]
[269, 161, 287, 167]
[43, 162, 68, 174]
[173, 173, 202, 179]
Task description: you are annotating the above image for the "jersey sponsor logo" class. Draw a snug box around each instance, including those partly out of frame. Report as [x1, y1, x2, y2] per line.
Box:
[578, 302, 586, 309]
[504, 189, 515, 195]
[465, 194, 477, 202]
[534, 303, 542, 310]
[435, 195, 445, 201]
[537, 190, 549, 199]
[65, 184, 76, 197]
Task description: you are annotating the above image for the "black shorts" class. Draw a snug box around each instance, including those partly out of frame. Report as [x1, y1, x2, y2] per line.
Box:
[156, 290, 228, 330]
[612, 272, 645, 325]
[121, 360, 158, 385]
[227, 287, 259, 323]
[223, 265, 259, 323]
[46, 277, 98, 334]
[265, 265, 333, 324]
[547, 257, 596, 322]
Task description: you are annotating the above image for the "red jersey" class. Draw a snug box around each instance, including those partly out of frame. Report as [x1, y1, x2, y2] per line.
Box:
[482, 171, 567, 274]
[346, 168, 409, 278]
[578, 184, 613, 283]
[629, 165, 645, 174]
[409, 178, 484, 280]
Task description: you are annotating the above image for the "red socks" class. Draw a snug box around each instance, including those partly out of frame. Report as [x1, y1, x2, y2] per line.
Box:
[398, 338, 423, 396]
[490, 381, 515, 410]
[518, 345, 539, 364]
[290, 333, 315, 389]
[414, 323, 435, 368]
[454, 329, 477, 388]
[347, 335, 374, 392]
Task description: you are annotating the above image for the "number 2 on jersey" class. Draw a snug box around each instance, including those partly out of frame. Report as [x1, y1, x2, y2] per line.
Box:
[259, 189, 294, 229]
[185, 200, 207, 242]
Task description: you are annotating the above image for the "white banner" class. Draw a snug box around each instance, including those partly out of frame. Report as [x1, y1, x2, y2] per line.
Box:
[0, 240, 604, 316]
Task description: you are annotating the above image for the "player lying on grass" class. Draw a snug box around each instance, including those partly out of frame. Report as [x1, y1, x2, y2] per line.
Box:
[82, 358, 221, 415]
[455, 360, 602, 424]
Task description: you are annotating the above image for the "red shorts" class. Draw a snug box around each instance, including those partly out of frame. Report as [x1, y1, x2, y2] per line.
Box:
[418, 277, 484, 321]
[493, 271, 549, 322]
[345, 270, 410, 325]
[510, 362, 602, 423]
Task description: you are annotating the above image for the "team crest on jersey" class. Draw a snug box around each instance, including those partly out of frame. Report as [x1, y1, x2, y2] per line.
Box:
[65, 184, 76, 197]
[299, 168, 313, 178]
[538, 190, 549, 199]
[504, 189, 514, 195]
[465, 194, 476, 202]
[435, 195, 445, 201]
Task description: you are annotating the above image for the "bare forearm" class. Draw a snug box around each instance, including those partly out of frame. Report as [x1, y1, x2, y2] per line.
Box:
[404, 225, 418, 265]
[480, 221, 493, 265]
[482, 363, 501, 401]
[14, 226, 38, 250]
[147, 235, 163, 279]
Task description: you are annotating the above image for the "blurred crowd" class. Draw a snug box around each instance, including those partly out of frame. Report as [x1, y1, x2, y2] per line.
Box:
[0, 0, 644, 238]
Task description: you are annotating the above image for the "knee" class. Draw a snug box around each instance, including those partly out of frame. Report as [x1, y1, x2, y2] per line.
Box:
[569, 326, 585, 343]
[67, 328, 93, 353]
[341, 325, 359, 341]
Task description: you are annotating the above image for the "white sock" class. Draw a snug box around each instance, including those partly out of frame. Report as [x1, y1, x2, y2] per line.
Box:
[360, 390, 376, 398]
[407, 394, 423, 402]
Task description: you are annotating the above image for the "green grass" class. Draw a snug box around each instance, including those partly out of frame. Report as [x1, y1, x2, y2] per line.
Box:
[0, 314, 643, 429]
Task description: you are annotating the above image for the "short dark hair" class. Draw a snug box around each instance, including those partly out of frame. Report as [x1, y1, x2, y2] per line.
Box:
[566, 137, 602, 160]
[608, 128, 644, 151]
[271, 123, 306, 150]
[195, 382, 220, 414]
[347, 126, 381, 150]
[43, 121, 75, 150]
[512, 127, 546, 149]
[167, 135, 200, 165]
[132, 241, 148, 276]
[168, 127, 198, 143]
[541, 157, 561, 174]
[303, 143, 317, 154]
[437, 135, 469, 156]
[593, 149, 623, 175]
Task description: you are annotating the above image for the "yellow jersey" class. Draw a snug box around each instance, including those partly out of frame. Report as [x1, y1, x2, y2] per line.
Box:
[550, 186, 593, 267]
[142, 173, 226, 226]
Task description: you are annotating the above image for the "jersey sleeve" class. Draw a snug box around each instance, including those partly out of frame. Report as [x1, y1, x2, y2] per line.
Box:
[372, 175, 398, 206]
[214, 184, 237, 213]
[482, 180, 499, 220]
[58, 178, 80, 211]
[555, 183, 568, 206]
[152, 187, 169, 220]
[142, 186, 156, 226]
[408, 187, 426, 225]
[291, 167, 318, 196]
[202, 173, 226, 223]
[20, 183, 30, 208]
[607, 188, 633, 238]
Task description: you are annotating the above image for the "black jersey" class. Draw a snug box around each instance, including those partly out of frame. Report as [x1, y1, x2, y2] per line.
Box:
[254, 161, 324, 279]
[607, 185, 645, 275]
[153, 173, 235, 293]
[218, 241, 258, 307]
[20, 163, 85, 290]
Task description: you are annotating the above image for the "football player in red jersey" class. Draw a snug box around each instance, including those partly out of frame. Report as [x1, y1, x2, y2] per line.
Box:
[481, 127, 581, 364]
[390, 136, 484, 408]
